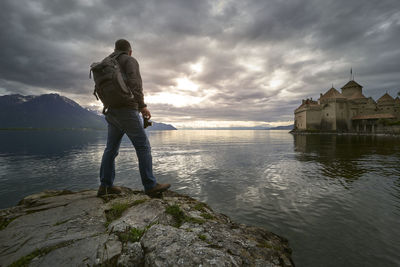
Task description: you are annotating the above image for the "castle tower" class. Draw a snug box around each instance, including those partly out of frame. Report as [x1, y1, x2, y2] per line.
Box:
[319, 87, 348, 131]
[341, 80, 363, 98]
[395, 97, 400, 119]
[377, 92, 395, 114]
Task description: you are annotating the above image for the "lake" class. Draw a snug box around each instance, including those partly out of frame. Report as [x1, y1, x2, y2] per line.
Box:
[0, 129, 399, 267]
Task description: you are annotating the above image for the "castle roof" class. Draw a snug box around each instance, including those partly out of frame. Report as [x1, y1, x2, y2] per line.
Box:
[377, 93, 395, 103]
[341, 80, 363, 89]
[295, 99, 319, 111]
[348, 91, 366, 99]
[320, 87, 346, 100]
[395, 97, 400, 103]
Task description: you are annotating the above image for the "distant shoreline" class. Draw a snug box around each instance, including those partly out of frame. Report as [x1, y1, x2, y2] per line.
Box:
[290, 130, 400, 137]
[0, 127, 295, 131]
[0, 127, 177, 131]
[178, 128, 292, 130]
[0, 127, 106, 131]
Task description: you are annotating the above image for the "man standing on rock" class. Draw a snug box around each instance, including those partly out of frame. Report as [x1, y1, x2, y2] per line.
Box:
[97, 39, 170, 197]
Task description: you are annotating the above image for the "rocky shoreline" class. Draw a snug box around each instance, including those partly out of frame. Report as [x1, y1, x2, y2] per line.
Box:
[0, 187, 294, 266]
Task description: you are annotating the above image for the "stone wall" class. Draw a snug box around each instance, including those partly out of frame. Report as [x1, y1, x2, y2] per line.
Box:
[320, 101, 337, 130]
[295, 109, 306, 130]
[306, 108, 321, 130]
[335, 100, 348, 131]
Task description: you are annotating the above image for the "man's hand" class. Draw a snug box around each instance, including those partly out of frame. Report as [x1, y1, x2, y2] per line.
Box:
[140, 107, 151, 119]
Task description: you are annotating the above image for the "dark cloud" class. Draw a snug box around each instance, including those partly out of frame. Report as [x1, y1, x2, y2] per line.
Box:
[0, 0, 399, 127]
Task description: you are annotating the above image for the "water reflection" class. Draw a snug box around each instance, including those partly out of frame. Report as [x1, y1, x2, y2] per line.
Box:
[0, 130, 106, 208]
[146, 130, 294, 205]
[0, 130, 105, 156]
[293, 134, 400, 181]
[1, 130, 399, 267]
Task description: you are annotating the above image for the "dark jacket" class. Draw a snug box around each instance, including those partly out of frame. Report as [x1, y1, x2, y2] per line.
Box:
[110, 50, 147, 110]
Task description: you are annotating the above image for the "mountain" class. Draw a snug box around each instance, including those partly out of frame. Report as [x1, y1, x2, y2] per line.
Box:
[148, 121, 177, 131]
[0, 93, 177, 130]
[85, 107, 103, 117]
[180, 126, 271, 130]
[0, 94, 106, 129]
[180, 125, 294, 130]
[86, 109, 177, 131]
[269, 124, 294, 130]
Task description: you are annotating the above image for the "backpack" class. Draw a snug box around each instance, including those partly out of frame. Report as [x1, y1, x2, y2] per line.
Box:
[89, 52, 133, 114]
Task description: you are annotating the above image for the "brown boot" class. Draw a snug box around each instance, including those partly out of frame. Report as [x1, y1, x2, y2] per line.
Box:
[145, 183, 171, 196]
[97, 185, 122, 197]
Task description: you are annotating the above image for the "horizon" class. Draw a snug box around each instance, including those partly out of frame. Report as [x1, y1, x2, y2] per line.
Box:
[1, 0, 399, 128]
[2, 84, 399, 129]
[2, 74, 398, 130]
[1, 91, 295, 130]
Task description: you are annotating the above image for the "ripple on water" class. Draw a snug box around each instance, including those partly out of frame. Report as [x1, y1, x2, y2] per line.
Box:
[1, 130, 400, 267]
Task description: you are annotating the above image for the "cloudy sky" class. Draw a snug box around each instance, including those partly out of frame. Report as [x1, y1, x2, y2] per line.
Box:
[0, 0, 399, 128]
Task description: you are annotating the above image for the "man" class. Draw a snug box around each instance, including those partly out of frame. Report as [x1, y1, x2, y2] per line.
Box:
[97, 39, 170, 197]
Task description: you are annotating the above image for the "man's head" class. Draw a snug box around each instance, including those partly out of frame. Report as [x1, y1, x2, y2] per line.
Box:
[115, 39, 132, 55]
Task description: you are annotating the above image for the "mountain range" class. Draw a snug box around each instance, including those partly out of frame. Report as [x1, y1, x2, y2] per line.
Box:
[0, 94, 176, 130]
[181, 125, 294, 130]
[269, 125, 294, 130]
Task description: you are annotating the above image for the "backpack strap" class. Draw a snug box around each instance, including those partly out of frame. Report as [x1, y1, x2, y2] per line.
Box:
[109, 51, 125, 59]
[93, 87, 99, 100]
[112, 52, 129, 82]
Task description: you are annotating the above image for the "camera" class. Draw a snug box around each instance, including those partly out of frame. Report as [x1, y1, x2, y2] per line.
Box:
[144, 117, 152, 129]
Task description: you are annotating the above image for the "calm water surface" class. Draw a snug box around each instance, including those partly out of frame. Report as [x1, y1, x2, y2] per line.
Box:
[0, 130, 399, 267]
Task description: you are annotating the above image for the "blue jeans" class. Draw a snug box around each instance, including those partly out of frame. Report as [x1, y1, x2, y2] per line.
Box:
[100, 107, 157, 191]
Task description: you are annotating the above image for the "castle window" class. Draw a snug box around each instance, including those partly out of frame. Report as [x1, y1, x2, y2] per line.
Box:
[326, 113, 329, 116]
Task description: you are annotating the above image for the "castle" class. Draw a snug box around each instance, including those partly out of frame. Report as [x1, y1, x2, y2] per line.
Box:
[294, 79, 400, 133]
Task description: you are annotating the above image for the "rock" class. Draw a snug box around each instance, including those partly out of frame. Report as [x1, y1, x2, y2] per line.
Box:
[0, 190, 106, 266]
[141, 224, 239, 267]
[29, 234, 109, 267]
[109, 199, 166, 233]
[117, 242, 144, 266]
[0, 187, 294, 266]
[96, 234, 123, 264]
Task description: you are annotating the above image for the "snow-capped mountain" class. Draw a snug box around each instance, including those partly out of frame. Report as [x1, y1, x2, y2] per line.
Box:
[0, 94, 106, 129]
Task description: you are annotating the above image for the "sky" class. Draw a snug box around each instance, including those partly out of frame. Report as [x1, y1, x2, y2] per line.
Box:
[0, 0, 399, 128]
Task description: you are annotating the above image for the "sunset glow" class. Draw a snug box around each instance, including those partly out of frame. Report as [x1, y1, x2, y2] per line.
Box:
[175, 77, 199, 92]
[146, 92, 204, 107]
